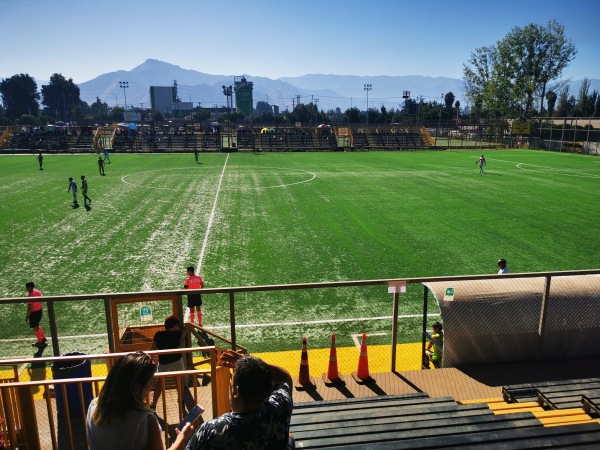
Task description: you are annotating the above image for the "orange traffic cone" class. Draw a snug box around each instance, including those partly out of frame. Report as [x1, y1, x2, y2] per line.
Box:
[323, 334, 345, 385]
[352, 333, 373, 384]
[294, 337, 316, 390]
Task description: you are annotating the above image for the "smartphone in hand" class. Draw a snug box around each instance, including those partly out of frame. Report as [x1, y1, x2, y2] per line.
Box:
[177, 405, 204, 431]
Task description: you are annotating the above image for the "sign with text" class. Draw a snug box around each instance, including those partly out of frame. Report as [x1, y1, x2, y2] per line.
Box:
[511, 121, 531, 135]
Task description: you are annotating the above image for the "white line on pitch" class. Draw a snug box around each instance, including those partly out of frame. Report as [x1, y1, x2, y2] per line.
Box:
[0, 313, 441, 343]
[207, 313, 441, 331]
[198, 153, 229, 272]
[352, 333, 385, 349]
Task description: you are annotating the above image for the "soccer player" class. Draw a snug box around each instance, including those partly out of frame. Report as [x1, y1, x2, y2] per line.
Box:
[37, 152, 44, 170]
[103, 148, 111, 164]
[184, 266, 204, 325]
[477, 154, 486, 173]
[67, 177, 78, 205]
[81, 175, 92, 205]
[25, 282, 47, 348]
[98, 157, 105, 176]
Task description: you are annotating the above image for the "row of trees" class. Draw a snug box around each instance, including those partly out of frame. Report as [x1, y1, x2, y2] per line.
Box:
[463, 19, 599, 119]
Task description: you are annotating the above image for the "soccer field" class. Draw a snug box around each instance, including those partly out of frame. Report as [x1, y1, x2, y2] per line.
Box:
[1, 149, 599, 358]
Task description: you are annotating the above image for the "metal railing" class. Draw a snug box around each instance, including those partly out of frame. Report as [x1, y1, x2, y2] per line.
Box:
[0, 347, 229, 450]
[2, 269, 599, 366]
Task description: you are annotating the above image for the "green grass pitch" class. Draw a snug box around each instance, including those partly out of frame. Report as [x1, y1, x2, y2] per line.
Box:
[0, 149, 598, 358]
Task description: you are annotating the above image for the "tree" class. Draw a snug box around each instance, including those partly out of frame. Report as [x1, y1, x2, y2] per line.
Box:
[555, 87, 571, 117]
[0, 74, 40, 119]
[546, 90, 557, 117]
[41, 73, 81, 121]
[575, 78, 592, 117]
[444, 92, 455, 110]
[463, 20, 577, 118]
[343, 107, 361, 124]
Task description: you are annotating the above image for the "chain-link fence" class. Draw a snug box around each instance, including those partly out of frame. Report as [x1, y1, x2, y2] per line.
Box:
[531, 117, 600, 155]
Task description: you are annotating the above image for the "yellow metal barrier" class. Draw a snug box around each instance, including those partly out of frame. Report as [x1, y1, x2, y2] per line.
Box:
[0, 347, 228, 450]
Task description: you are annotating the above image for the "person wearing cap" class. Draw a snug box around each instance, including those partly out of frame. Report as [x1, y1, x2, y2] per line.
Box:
[498, 259, 509, 274]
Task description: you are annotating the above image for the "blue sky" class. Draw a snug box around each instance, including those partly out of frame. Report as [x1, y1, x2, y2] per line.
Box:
[2, 0, 599, 83]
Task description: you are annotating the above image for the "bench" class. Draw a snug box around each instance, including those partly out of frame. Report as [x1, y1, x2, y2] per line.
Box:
[320, 421, 600, 449]
[292, 410, 541, 448]
[583, 395, 600, 415]
[537, 385, 600, 410]
[502, 377, 600, 403]
[291, 393, 549, 448]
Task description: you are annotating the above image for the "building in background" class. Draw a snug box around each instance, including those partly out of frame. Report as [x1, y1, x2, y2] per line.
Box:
[150, 85, 192, 117]
[234, 76, 253, 117]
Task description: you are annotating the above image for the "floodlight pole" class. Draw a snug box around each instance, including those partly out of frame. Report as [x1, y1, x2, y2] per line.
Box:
[435, 93, 443, 147]
[119, 81, 129, 111]
[402, 91, 410, 127]
[364, 84, 372, 130]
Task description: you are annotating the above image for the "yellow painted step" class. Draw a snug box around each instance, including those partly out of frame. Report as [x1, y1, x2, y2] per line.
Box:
[458, 397, 504, 405]
[534, 408, 587, 419]
[488, 401, 540, 411]
[539, 414, 592, 426]
[494, 406, 545, 415]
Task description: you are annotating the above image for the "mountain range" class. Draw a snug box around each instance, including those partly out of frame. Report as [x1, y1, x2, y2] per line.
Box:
[6, 59, 599, 113]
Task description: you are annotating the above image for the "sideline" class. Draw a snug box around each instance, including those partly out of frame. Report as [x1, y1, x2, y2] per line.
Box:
[198, 153, 229, 271]
[0, 313, 441, 343]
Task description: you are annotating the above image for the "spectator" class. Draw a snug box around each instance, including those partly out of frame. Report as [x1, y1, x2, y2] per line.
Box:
[423, 322, 444, 369]
[184, 266, 204, 325]
[150, 315, 195, 413]
[498, 258, 509, 274]
[25, 282, 47, 348]
[186, 351, 293, 449]
[86, 351, 194, 450]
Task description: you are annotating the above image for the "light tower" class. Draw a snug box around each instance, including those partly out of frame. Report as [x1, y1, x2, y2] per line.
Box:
[364, 84, 372, 130]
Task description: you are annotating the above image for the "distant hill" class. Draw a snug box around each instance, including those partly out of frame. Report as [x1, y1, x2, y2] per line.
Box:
[77, 59, 469, 111]
[4, 59, 598, 113]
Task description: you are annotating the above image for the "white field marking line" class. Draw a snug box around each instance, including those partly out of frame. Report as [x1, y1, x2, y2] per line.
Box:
[207, 313, 441, 331]
[120, 165, 316, 191]
[0, 314, 441, 343]
[2, 334, 107, 342]
[198, 153, 229, 272]
[220, 166, 316, 191]
[515, 163, 600, 178]
[352, 333, 386, 349]
[471, 156, 600, 178]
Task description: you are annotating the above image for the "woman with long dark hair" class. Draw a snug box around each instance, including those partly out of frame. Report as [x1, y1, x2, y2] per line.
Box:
[86, 351, 194, 450]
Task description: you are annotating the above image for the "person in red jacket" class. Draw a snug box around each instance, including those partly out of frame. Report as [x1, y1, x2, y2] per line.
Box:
[184, 266, 204, 325]
[25, 282, 47, 348]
